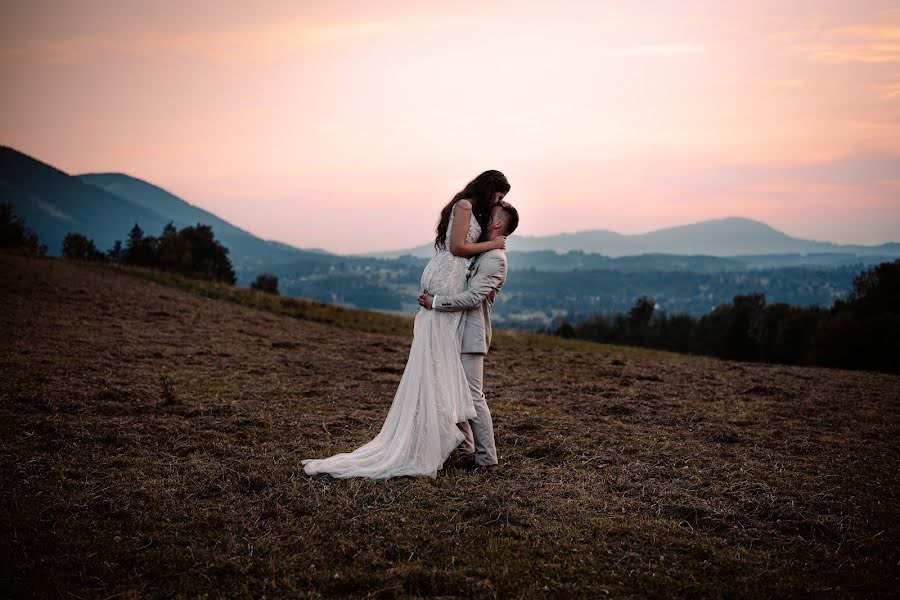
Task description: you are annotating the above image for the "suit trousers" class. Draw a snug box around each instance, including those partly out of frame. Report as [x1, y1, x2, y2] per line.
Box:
[457, 352, 498, 466]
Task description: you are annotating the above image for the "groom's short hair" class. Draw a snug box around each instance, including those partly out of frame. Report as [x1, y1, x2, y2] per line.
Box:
[500, 203, 519, 236]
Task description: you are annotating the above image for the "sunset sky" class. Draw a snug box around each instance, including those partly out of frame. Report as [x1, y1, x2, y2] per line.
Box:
[1, 1, 898, 253]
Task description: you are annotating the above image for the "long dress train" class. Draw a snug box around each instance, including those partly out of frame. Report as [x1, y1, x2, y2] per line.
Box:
[301, 203, 480, 479]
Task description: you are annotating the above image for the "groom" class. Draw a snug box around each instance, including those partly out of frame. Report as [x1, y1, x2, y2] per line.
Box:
[418, 201, 520, 467]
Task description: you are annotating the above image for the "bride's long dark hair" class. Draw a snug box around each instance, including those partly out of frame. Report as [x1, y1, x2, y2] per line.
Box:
[434, 170, 511, 250]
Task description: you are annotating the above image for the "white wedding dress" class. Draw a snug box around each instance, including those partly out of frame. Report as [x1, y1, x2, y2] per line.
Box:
[302, 201, 480, 479]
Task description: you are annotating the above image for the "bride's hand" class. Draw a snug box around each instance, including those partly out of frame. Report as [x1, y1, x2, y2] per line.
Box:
[418, 290, 434, 310]
[490, 236, 507, 250]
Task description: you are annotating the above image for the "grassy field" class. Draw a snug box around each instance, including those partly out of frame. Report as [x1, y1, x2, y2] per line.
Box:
[2, 252, 898, 598]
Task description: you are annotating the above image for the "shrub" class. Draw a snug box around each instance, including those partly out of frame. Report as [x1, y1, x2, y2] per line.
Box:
[62, 233, 106, 261]
[251, 273, 280, 295]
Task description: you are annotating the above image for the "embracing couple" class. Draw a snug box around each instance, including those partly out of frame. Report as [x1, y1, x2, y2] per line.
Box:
[302, 170, 519, 479]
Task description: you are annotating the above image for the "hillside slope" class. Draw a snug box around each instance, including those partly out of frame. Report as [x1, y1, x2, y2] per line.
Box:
[0, 146, 171, 254]
[1, 252, 898, 597]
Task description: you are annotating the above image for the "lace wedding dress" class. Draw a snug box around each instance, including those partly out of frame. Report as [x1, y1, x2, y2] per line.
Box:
[302, 201, 480, 479]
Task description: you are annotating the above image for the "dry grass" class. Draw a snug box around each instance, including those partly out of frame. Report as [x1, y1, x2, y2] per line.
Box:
[107, 259, 683, 360]
[1, 251, 898, 598]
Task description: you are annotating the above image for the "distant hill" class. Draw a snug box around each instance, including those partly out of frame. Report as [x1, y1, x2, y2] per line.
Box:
[373, 216, 899, 258]
[78, 172, 331, 272]
[0, 146, 170, 256]
[0, 146, 330, 282]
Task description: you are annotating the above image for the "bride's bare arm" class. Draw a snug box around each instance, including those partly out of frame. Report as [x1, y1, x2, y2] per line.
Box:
[448, 199, 505, 257]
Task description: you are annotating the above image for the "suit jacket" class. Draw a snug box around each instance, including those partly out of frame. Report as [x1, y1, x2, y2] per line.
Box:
[433, 249, 507, 355]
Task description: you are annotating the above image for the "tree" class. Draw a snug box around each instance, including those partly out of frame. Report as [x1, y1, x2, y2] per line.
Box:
[62, 233, 105, 261]
[107, 240, 123, 262]
[725, 293, 766, 360]
[177, 223, 236, 284]
[251, 273, 279, 295]
[0, 203, 47, 255]
[156, 221, 191, 273]
[847, 259, 900, 317]
[127, 223, 144, 248]
[657, 312, 695, 353]
[123, 223, 157, 266]
[811, 259, 900, 372]
[625, 296, 656, 344]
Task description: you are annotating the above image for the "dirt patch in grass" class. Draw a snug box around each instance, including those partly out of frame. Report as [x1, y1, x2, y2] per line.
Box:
[2, 252, 899, 598]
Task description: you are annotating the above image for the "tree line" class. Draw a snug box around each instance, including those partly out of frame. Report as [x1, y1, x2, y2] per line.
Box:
[548, 259, 900, 374]
[67, 221, 239, 285]
[1, 203, 279, 293]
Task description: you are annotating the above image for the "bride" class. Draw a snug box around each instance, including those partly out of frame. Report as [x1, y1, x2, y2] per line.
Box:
[302, 170, 510, 479]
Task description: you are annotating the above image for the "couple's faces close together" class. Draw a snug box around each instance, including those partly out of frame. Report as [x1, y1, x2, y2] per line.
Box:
[489, 204, 509, 234]
[490, 191, 509, 232]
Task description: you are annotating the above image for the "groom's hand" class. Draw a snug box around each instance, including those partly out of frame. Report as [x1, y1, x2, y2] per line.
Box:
[418, 290, 434, 310]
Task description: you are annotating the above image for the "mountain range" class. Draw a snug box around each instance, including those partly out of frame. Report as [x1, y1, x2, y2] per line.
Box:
[371, 217, 900, 258]
[2, 144, 898, 322]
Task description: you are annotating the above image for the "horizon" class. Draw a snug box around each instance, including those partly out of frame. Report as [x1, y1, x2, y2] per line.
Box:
[357, 214, 899, 255]
[1, 1, 899, 253]
[14, 141, 899, 254]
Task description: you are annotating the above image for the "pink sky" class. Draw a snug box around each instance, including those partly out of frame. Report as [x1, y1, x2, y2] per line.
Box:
[1, 0, 898, 253]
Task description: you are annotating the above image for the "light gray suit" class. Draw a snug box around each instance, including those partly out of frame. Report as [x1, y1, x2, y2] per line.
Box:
[432, 249, 507, 466]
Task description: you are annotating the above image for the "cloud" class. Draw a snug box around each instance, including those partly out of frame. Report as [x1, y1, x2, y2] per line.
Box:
[779, 23, 900, 64]
[767, 79, 805, 89]
[880, 82, 900, 99]
[622, 43, 707, 56]
[648, 152, 900, 191]
[1, 18, 403, 66]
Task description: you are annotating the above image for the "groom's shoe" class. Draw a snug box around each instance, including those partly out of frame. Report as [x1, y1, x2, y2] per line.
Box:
[463, 460, 499, 472]
[452, 445, 474, 459]
[454, 438, 475, 458]
[447, 448, 476, 470]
